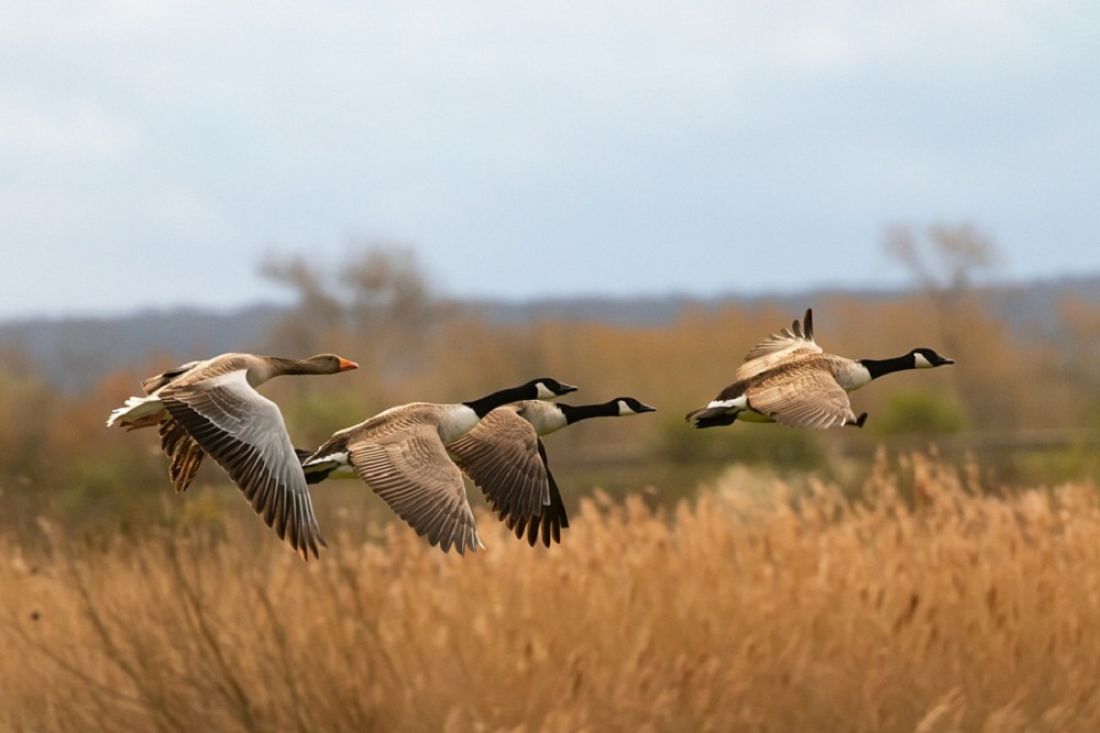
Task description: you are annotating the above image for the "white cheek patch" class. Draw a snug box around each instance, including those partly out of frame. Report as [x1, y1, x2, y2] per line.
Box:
[913, 353, 933, 369]
[618, 400, 632, 416]
[536, 383, 555, 400]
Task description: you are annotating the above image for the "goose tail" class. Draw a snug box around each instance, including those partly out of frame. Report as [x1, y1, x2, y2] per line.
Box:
[684, 406, 738, 429]
[298, 445, 349, 485]
[106, 395, 164, 429]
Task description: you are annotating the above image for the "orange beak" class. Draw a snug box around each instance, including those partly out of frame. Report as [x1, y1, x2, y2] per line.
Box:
[338, 357, 359, 371]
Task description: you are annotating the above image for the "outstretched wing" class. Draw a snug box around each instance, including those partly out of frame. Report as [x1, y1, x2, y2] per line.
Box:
[349, 424, 482, 554]
[746, 366, 858, 429]
[735, 308, 822, 381]
[447, 406, 550, 525]
[160, 370, 325, 558]
[509, 440, 569, 547]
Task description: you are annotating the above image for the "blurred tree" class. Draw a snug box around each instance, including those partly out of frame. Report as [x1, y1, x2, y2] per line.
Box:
[342, 246, 433, 336]
[341, 244, 442, 373]
[884, 223, 997, 292]
[260, 254, 348, 355]
[883, 223, 997, 355]
[884, 223, 1004, 427]
[261, 243, 443, 376]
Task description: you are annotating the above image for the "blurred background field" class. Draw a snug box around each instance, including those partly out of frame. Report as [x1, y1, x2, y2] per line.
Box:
[4, 235, 1100, 539]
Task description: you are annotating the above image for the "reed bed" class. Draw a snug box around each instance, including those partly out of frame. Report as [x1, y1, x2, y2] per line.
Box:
[4, 455, 1100, 732]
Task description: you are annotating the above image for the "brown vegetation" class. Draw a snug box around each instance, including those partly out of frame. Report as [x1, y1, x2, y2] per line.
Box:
[4, 456, 1100, 732]
[5, 258, 1100, 536]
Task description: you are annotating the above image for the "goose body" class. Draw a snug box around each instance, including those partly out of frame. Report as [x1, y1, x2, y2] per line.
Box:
[686, 309, 953, 430]
[107, 352, 359, 558]
[447, 397, 656, 547]
[300, 378, 578, 554]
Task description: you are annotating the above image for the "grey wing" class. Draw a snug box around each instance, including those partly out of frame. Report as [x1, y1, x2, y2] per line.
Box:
[447, 407, 550, 525]
[350, 425, 482, 554]
[746, 368, 858, 430]
[735, 309, 823, 381]
[160, 370, 325, 559]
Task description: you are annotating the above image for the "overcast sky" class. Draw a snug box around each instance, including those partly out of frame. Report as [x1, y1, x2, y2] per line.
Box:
[2, 1, 1098, 319]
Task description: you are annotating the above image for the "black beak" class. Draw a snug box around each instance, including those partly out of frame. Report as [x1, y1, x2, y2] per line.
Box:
[940, 358, 955, 366]
[637, 403, 657, 413]
[558, 383, 579, 394]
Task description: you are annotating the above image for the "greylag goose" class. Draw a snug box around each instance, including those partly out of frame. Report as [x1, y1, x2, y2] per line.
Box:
[107, 352, 358, 558]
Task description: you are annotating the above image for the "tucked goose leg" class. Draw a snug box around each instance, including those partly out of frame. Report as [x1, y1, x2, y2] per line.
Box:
[158, 417, 206, 492]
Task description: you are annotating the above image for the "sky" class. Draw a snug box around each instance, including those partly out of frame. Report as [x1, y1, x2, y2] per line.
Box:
[2, 0, 1098, 319]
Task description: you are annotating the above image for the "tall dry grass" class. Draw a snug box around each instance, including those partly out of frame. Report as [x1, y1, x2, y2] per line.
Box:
[4, 455, 1100, 732]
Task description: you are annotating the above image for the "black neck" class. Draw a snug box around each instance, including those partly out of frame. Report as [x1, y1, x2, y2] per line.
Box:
[558, 402, 619, 425]
[859, 354, 916, 380]
[463, 385, 536, 418]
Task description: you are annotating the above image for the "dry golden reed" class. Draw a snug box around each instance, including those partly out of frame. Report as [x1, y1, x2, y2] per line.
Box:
[4, 455, 1100, 732]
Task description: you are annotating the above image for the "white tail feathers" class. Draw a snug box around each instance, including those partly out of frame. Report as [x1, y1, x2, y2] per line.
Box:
[106, 395, 164, 428]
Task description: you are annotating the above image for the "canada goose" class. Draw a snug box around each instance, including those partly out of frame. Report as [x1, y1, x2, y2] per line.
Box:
[106, 353, 359, 558]
[300, 378, 578, 554]
[685, 309, 953, 430]
[447, 397, 656, 547]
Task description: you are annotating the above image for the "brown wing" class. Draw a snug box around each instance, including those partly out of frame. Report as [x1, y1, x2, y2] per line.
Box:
[447, 406, 550, 524]
[349, 424, 482, 554]
[158, 417, 205, 493]
[160, 369, 325, 559]
[735, 309, 822, 381]
[509, 440, 569, 547]
[746, 367, 858, 430]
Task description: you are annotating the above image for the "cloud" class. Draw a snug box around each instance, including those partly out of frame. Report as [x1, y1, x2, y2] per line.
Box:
[0, 0, 1097, 317]
[0, 91, 140, 162]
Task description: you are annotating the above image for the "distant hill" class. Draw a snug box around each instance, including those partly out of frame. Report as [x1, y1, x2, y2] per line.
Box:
[3, 275, 1099, 392]
[0, 304, 284, 391]
[467, 275, 1100, 331]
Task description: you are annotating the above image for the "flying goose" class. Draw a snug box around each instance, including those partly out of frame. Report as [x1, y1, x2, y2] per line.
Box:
[447, 397, 656, 547]
[685, 309, 953, 430]
[299, 378, 578, 554]
[107, 353, 359, 558]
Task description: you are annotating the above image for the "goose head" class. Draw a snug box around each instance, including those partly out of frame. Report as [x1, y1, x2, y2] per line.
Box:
[909, 348, 954, 369]
[303, 354, 360, 373]
[612, 397, 657, 416]
[531, 378, 579, 400]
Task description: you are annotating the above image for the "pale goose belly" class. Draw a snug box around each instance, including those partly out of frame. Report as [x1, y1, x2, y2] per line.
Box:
[437, 404, 481, 444]
[521, 402, 568, 436]
[833, 361, 873, 392]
